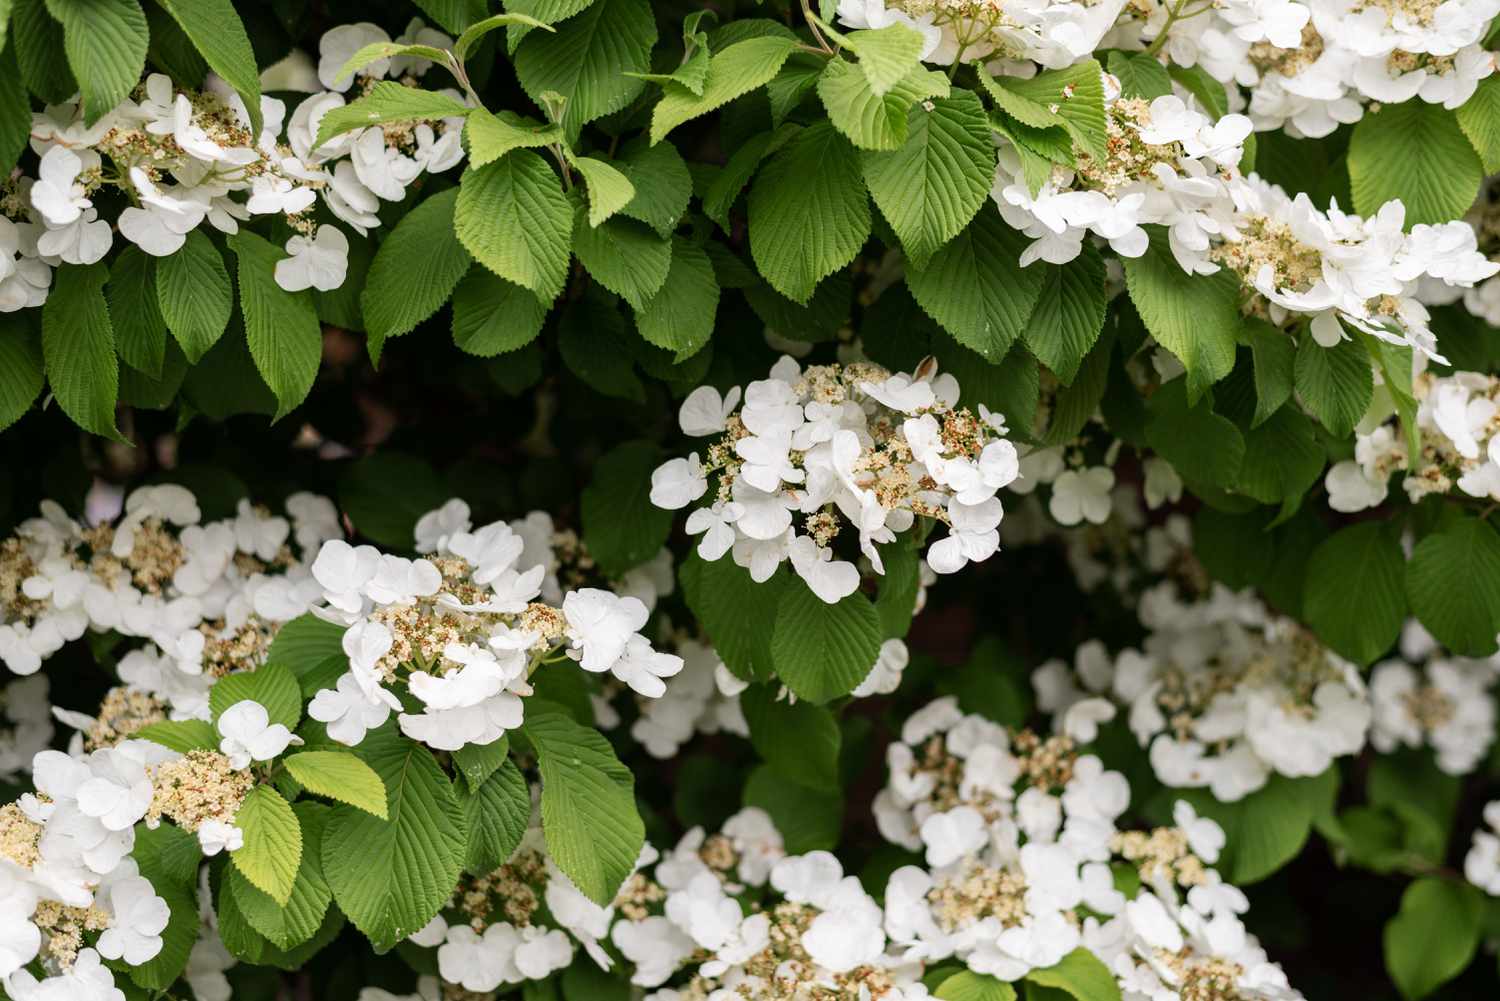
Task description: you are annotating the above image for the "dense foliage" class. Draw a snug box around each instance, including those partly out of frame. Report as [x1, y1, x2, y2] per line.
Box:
[2, 0, 1500, 1000]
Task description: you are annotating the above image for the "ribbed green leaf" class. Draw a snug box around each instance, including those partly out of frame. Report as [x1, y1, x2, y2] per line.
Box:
[232, 786, 302, 906]
[613, 138, 692, 236]
[154, 0, 261, 134]
[0, 42, 30, 176]
[818, 58, 948, 152]
[513, 0, 655, 135]
[1293, 333, 1373, 438]
[570, 154, 637, 227]
[571, 210, 671, 309]
[462, 758, 531, 872]
[228, 802, 332, 950]
[455, 153, 572, 300]
[1405, 517, 1500, 657]
[634, 237, 718, 360]
[44, 0, 148, 124]
[13, 0, 75, 104]
[1349, 101, 1483, 226]
[770, 579, 882, 704]
[1122, 228, 1239, 402]
[361, 188, 472, 363]
[156, 230, 232, 364]
[451, 268, 550, 356]
[0, 317, 42, 432]
[844, 21, 925, 96]
[1025, 947, 1121, 1001]
[107, 246, 166, 377]
[742, 686, 841, 791]
[651, 36, 798, 143]
[1021, 243, 1106, 384]
[41, 262, 122, 440]
[284, 752, 389, 819]
[1384, 877, 1483, 1000]
[464, 109, 562, 168]
[315, 82, 470, 147]
[1303, 522, 1406, 664]
[226, 231, 322, 421]
[581, 439, 673, 576]
[209, 663, 303, 730]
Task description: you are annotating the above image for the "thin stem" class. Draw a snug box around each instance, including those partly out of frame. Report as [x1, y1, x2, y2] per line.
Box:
[1143, 0, 1195, 58]
[800, 0, 835, 55]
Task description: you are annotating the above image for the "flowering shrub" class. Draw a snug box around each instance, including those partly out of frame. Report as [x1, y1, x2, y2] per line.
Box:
[2, 0, 1500, 999]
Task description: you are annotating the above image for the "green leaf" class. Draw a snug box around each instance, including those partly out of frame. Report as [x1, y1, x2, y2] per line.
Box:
[1303, 521, 1406, 665]
[1107, 49, 1172, 99]
[1021, 243, 1106, 383]
[558, 293, 644, 401]
[323, 725, 467, 950]
[108, 246, 166, 377]
[844, 21, 925, 96]
[0, 42, 31, 177]
[634, 237, 719, 360]
[1367, 750, 1461, 864]
[935, 971, 1017, 1001]
[1000, 59, 1107, 160]
[905, 210, 1044, 361]
[1455, 76, 1500, 173]
[456, 153, 572, 300]
[43, 0, 148, 124]
[523, 709, 645, 906]
[315, 81, 470, 147]
[1173, 768, 1338, 884]
[412, 0, 477, 33]
[1235, 405, 1324, 515]
[572, 210, 672, 310]
[14, 0, 75, 103]
[1122, 229, 1240, 401]
[581, 439, 674, 576]
[570, 154, 637, 227]
[1384, 878, 1484, 1000]
[135, 719, 218, 754]
[465, 109, 563, 169]
[770, 579, 882, 703]
[455, 12, 554, 59]
[462, 758, 531, 872]
[651, 36, 799, 143]
[613, 138, 693, 236]
[818, 58, 949, 152]
[862, 90, 993, 268]
[451, 268, 550, 356]
[1405, 517, 1500, 657]
[1144, 379, 1245, 490]
[232, 786, 302, 906]
[742, 686, 842, 791]
[41, 262, 122, 440]
[514, 0, 656, 135]
[210, 663, 303, 731]
[452, 737, 510, 793]
[284, 752, 389, 819]
[267, 614, 346, 676]
[680, 552, 786, 682]
[748, 121, 871, 303]
[0, 318, 42, 432]
[1242, 319, 1294, 427]
[743, 763, 841, 854]
[361, 188, 472, 364]
[1025, 948, 1120, 1001]
[1349, 101, 1484, 226]
[227, 803, 333, 950]
[338, 452, 449, 550]
[226, 230, 322, 422]
[154, 0, 261, 134]
[156, 230, 232, 364]
[332, 41, 452, 85]
[1294, 333, 1373, 438]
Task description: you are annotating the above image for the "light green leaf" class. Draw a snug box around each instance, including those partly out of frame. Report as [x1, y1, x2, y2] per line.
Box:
[361, 188, 472, 364]
[41, 262, 122, 440]
[462, 758, 531, 872]
[1021, 243, 1106, 384]
[1455, 77, 1500, 173]
[934, 971, 1017, 1001]
[748, 121, 871, 303]
[1000, 59, 1107, 160]
[227, 803, 333, 951]
[315, 81, 470, 147]
[412, 0, 477, 33]
[464, 108, 562, 168]
[135, 719, 218, 754]
[1349, 101, 1483, 226]
[44, 0, 148, 124]
[862, 90, 992, 268]
[581, 439, 674, 576]
[456, 153, 572, 300]
[742, 686, 842, 791]
[1304, 521, 1406, 665]
[322, 725, 467, 950]
[818, 57, 949, 152]
[210, 664, 303, 731]
[333, 41, 451, 85]
[1384, 877, 1484, 1000]
[284, 752, 389, 819]
[1107, 49, 1172, 99]
[651, 36, 799, 143]
[156, 230, 232, 364]
[232, 786, 302, 905]
[455, 12, 554, 59]
[770, 579, 882, 704]
[523, 709, 645, 906]
[571, 210, 672, 310]
[905, 210, 1044, 361]
[0, 317, 42, 432]
[154, 0, 261, 134]
[634, 237, 719, 360]
[226, 231, 322, 421]
[569, 154, 637, 227]
[451, 268, 550, 356]
[1122, 228, 1240, 402]
[844, 21, 925, 96]
[614, 138, 693, 236]
[1294, 332, 1373, 438]
[1405, 517, 1500, 657]
[515, 0, 655, 135]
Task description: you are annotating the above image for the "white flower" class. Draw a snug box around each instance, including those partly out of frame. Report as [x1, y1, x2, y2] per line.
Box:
[650, 455, 709, 510]
[919, 805, 987, 867]
[216, 700, 299, 769]
[679, 385, 742, 436]
[1049, 468, 1115, 526]
[30, 147, 93, 226]
[1173, 800, 1226, 864]
[787, 535, 860, 603]
[275, 225, 350, 292]
[196, 819, 244, 856]
[318, 22, 393, 91]
[96, 874, 170, 965]
[563, 589, 650, 674]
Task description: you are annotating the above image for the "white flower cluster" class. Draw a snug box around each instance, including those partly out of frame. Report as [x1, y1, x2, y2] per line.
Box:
[836, 0, 1129, 68]
[650, 356, 1020, 603]
[1326, 366, 1500, 511]
[1465, 800, 1500, 895]
[992, 77, 1497, 361]
[0, 17, 467, 311]
[1370, 623, 1498, 774]
[0, 485, 339, 701]
[305, 498, 683, 752]
[874, 696, 1303, 999]
[1133, 0, 1499, 135]
[1034, 583, 1371, 800]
